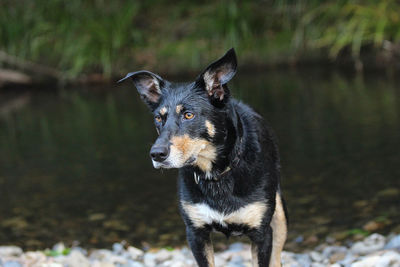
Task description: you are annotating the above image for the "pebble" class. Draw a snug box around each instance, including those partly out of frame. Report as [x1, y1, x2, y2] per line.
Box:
[385, 234, 400, 250]
[0, 233, 399, 266]
[0, 246, 23, 257]
[3, 261, 22, 267]
[351, 233, 386, 255]
[126, 246, 144, 260]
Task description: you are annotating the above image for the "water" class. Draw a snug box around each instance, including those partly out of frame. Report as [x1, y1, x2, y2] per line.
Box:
[0, 70, 399, 250]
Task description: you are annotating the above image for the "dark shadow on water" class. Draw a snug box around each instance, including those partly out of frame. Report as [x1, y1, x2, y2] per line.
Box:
[0, 69, 399, 250]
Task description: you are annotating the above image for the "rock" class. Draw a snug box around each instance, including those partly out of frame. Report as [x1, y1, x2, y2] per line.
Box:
[90, 249, 114, 261]
[325, 236, 336, 244]
[330, 231, 350, 241]
[0, 246, 23, 257]
[3, 261, 22, 267]
[143, 252, 157, 267]
[385, 234, 400, 250]
[363, 220, 385, 232]
[321, 245, 347, 258]
[108, 254, 128, 265]
[62, 250, 90, 267]
[228, 243, 245, 252]
[375, 251, 400, 266]
[154, 249, 172, 263]
[112, 243, 124, 254]
[309, 251, 323, 262]
[294, 235, 304, 243]
[351, 233, 386, 255]
[91, 262, 115, 267]
[294, 253, 312, 266]
[41, 263, 63, 267]
[215, 255, 227, 266]
[52, 242, 65, 253]
[3, 233, 400, 267]
[126, 246, 144, 260]
[125, 260, 145, 267]
[71, 247, 88, 256]
[21, 251, 47, 266]
[352, 254, 381, 267]
[329, 252, 346, 263]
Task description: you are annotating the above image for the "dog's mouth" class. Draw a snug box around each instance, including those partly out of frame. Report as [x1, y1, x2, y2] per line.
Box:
[186, 156, 196, 164]
[152, 155, 197, 169]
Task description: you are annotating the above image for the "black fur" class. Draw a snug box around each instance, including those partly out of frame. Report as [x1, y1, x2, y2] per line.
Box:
[120, 48, 288, 266]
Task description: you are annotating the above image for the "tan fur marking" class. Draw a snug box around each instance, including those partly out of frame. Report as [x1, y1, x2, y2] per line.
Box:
[176, 104, 183, 114]
[204, 242, 215, 267]
[169, 135, 216, 172]
[159, 106, 167, 115]
[181, 201, 267, 229]
[194, 142, 217, 172]
[224, 202, 267, 228]
[205, 120, 216, 137]
[251, 243, 259, 267]
[269, 193, 287, 267]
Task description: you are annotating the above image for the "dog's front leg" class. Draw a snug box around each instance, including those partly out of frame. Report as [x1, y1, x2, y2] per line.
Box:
[249, 226, 273, 267]
[186, 227, 215, 267]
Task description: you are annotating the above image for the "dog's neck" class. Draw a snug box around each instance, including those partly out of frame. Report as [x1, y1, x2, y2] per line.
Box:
[192, 101, 243, 183]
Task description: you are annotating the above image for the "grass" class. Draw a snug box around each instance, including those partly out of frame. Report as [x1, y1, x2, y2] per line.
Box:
[295, 0, 400, 66]
[0, 0, 400, 80]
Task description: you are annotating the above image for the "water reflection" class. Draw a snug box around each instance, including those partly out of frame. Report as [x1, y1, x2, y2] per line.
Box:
[0, 70, 399, 249]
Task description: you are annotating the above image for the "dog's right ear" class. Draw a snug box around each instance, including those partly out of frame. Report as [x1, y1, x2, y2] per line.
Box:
[196, 48, 237, 102]
[118, 70, 164, 109]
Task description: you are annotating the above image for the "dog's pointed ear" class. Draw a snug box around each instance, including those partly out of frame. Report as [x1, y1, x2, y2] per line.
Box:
[197, 48, 237, 101]
[118, 70, 164, 109]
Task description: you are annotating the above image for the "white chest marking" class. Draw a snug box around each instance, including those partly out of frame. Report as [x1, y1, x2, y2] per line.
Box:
[181, 201, 268, 228]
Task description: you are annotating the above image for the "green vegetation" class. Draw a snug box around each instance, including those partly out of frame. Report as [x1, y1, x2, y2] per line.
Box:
[346, 229, 370, 237]
[1, 0, 399, 80]
[44, 248, 71, 257]
[295, 0, 400, 68]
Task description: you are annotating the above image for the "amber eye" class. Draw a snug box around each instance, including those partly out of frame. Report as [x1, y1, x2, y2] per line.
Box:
[155, 115, 162, 123]
[184, 112, 194, 120]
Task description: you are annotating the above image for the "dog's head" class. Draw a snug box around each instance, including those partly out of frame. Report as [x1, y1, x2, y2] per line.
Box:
[119, 49, 237, 174]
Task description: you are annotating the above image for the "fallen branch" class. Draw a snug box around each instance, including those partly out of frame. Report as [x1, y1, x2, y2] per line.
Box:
[0, 50, 63, 79]
[0, 69, 32, 86]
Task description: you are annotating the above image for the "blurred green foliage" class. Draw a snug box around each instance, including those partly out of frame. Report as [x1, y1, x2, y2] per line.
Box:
[0, 0, 399, 78]
[295, 0, 400, 60]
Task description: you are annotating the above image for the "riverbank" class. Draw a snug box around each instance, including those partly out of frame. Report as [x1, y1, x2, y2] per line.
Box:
[0, 233, 399, 267]
[2, 1, 400, 86]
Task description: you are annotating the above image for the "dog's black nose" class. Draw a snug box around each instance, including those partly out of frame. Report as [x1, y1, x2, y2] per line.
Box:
[150, 145, 169, 162]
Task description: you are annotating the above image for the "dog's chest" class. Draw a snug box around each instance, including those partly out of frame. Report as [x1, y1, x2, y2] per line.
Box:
[181, 201, 267, 229]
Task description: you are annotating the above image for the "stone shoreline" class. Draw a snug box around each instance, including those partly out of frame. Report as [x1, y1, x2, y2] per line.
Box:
[0, 233, 399, 267]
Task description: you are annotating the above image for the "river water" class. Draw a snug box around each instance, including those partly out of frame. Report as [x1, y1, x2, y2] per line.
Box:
[0, 69, 399, 250]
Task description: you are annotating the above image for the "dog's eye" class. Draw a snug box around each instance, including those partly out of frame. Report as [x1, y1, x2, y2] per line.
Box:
[184, 112, 194, 120]
[155, 115, 162, 123]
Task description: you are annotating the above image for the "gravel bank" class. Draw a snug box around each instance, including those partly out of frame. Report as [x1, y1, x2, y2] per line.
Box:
[0, 233, 399, 267]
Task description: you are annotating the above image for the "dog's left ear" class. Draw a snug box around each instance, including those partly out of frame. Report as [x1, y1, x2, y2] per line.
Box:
[197, 48, 237, 101]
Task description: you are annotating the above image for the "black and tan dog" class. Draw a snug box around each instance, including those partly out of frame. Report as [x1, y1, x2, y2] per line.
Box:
[119, 49, 288, 267]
